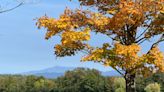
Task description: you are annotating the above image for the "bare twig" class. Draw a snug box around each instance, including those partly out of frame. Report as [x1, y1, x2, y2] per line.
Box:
[147, 34, 164, 54]
[135, 37, 146, 44]
[0, 2, 23, 13]
[112, 66, 125, 77]
[136, 27, 149, 40]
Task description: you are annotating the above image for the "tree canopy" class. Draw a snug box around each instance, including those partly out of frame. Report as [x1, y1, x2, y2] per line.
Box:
[37, 0, 164, 77]
[36, 0, 164, 91]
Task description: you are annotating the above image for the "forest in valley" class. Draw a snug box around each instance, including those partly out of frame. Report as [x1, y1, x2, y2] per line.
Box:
[0, 68, 163, 92]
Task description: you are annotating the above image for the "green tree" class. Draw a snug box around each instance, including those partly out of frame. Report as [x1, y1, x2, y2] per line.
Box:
[144, 83, 161, 92]
[113, 78, 125, 92]
[115, 88, 125, 92]
[54, 68, 110, 92]
[34, 77, 56, 92]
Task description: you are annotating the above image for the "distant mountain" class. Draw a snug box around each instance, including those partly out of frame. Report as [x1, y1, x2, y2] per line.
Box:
[23, 66, 75, 74]
[22, 66, 75, 78]
[102, 71, 122, 76]
[22, 66, 121, 78]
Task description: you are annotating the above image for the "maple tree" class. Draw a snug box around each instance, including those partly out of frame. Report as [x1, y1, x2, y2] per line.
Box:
[36, 0, 164, 92]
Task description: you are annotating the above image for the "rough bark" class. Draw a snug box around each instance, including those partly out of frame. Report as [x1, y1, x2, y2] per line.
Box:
[125, 73, 136, 92]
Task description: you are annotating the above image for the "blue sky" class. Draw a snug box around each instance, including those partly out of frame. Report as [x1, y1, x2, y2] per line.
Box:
[0, 0, 163, 74]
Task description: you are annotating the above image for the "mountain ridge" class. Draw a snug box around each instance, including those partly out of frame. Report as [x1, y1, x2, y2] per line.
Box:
[22, 66, 121, 78]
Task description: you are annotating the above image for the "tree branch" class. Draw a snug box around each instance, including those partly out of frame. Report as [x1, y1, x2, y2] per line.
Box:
[112, 66, 125, 77]
[0, 2, 23, 13]
[147, 34, 164, 54]
[136, 27, 149, 40]
[136, 17, 152, 40]
[135, 37, 146, 44]
[138, 38, 147, 45]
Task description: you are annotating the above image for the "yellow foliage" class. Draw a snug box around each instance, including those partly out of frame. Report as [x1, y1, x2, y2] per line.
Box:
[37, 0, 164, 76]
[142, 47, 164, 72]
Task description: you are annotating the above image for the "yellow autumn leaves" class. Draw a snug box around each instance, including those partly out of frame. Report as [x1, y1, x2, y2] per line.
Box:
[54, 28, 91, 57]
[61, 28, 91, 48]
[36, 0, 164, 75]
[88, 13, 110, 32]
[36, 13, 75, 39]
[62, 28, 90, 44]
[82, 43, 164, 72]
[82, 48, 104, 62]
[142, 47, 164, 72]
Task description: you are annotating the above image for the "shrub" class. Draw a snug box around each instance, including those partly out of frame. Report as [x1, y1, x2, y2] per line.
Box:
[144, 83, 160, 92]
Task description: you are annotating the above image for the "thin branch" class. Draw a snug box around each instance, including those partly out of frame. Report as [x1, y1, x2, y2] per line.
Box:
[107, 35, 116, 41]
[135, 37, 146, 44]
[80, 50, 89, 54]
[136, 27, 149, 40]
[0, 2, 23, 13]
[136, 17, 152, 40]
[118, 36, 125, 45]
[138, 38, 147, 45]
[151, 34, 164, 47]
[112, 66, 125, 77]
[147, 34, 164, 54]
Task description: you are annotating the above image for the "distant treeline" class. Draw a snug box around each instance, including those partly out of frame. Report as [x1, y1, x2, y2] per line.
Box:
[0, 68, 163, 92]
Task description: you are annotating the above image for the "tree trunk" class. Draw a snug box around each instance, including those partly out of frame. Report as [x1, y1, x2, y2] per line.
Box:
[125, 74, 136, 92]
